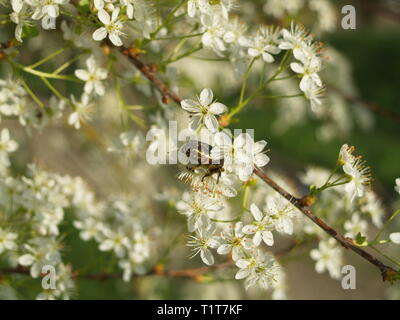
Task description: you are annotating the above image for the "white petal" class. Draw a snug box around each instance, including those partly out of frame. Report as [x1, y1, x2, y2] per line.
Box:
[99, 239, 113, 251]
[254, 153, 270, 167]
[262, 52, 274, 63]
[253, 232, 262, 246]
[235, 259, 250, 269]
[209, 102, 227, 115]
[74, 69, 89, 81]
[310, 249, 321, 260]
[290, 62, 304, 74]
[262, 231, 274, 246]
[18, 254, 34, 266]
[187, 0, 196, 18]
[97, 9, 110, 25]
[111, 7, 120, 22]
[200, 249, 214, 265]
[300, 75, 312, 92]
[199, 88, 213, 106]
[253, 140, 267, 153]
[250, 203, 263, 221]
[204, 114, 219, 132]
[181, 99, 199, 112]
[248, 48, 260, 57]
[92, 27, 107, 41]
[217, 244, 232, 255]
[109, 33, 122, 46]
[235, 268, 250, 280]
[242, 224, 257, 234]
[390, 232, 400, 244]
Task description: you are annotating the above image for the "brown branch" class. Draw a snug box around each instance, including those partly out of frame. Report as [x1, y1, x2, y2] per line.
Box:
[253, 167, 397, 281]
[119, 47, 182, 105]
[0, 263, 234, 282]
[0, 245, 308, 281]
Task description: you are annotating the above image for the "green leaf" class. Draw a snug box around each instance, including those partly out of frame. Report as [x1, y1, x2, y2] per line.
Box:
[355, 232, 367, 245]
[22, 25, 39, 39]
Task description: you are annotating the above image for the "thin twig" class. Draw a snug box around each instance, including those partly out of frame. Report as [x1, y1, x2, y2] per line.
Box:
[0, 263, 234, 281]
[119, 47, 182, 105]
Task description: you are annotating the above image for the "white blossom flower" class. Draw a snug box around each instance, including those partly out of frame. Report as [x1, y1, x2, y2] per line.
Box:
[28, 0, 69, 29]
[216, 222, 252, 261]
[343, 159, 371, 202]
[361, 191, 384, 228]
[187, 224, 219, 265]
[68, 94, 93, 130]
[119, 251, 147, 282]
[242, 203, 275, 246]
[109, 131, 144, 158]
[180, 88, 227, 132]
[18, 238, 61, 278]
[120, 131, 143, 155]
[240, 26, 281, 63]
[389, 232, 400, 244]
[310, 238, 343, 279]
[290, 57, 322, 92]
[223, 18, 247, 45]
[75, 55, 108, 96]
[263, 0, 303, 19]
[178, 168, 238, 198]
[93, 8, 125, 46]
[338, 144, 356, 166]
[299, 166, 330, 189]
[395, 178, 400, 195]
[0, 228, 18, 254]
[33, 207, 64, 236]
[344, 213, 368, 238]
[212, 132, 270, 180]
[304, 83, 324, 112]
[99, 228, 131, 258]
[187, 0, 211, 18]
[120, 0, 149, 21]
[73, 218, 105, 242]
[235, 251, 280, 290]
[176, 192, 223, 232]
[235, 137, 270, 182]
[279, 23, 312, 62]
[200, 13, 227, 54]
[271, 266, 288, 300]
[10, 4, 29, 42]
[265, 196, 297, 235]
[0, 128, 18, 168]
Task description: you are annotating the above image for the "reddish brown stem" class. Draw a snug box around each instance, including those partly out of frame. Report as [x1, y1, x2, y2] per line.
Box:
[253, 167, 397, 281]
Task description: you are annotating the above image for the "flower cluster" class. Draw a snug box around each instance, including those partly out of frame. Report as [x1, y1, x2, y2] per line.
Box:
[0, 164, 156, 299]
[338, 144, 372, 202]
[10, 0, 70, 41]
[179, 3, 325, 111]
[92, 0, 154, 46]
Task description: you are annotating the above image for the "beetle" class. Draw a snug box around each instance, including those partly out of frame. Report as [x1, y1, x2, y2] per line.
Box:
[179, 140, 224, 183]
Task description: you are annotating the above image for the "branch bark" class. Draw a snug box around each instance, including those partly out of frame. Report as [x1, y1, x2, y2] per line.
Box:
[0, 263, 234, 281]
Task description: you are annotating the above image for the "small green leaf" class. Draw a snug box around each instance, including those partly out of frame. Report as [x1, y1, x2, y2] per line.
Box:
[309, 184, 317, 195]
[22, 25, 39, 39]
[355, 232, 367, 245]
